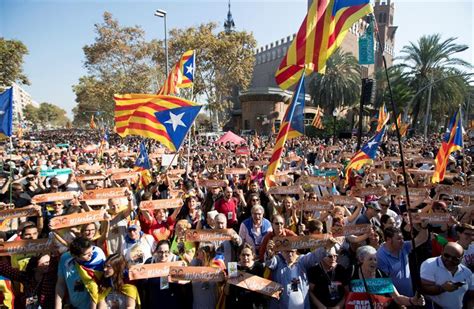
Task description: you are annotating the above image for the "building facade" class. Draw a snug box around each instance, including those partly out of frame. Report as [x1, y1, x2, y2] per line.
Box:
[12, 83, 39, 123]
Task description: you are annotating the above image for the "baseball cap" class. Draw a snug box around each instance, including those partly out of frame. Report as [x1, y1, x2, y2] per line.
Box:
[366, 201, 382, 211]
[127, 220, 141, 230]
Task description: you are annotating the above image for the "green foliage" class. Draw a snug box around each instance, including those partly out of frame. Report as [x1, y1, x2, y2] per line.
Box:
[24, 103, 69, 129]
[0, 38, 30, 87]
[309, 48, 361, 114]
[396, 34, 471, 132]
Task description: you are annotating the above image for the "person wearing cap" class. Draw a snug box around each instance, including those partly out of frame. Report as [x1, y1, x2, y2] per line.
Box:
[377, 226, 429, 297]
[379, 196, 401, 228]
[355, 201, 381, 227]
[122, 220, 156, 264]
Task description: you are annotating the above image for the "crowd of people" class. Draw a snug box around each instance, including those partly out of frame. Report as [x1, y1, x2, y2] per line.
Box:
[0, 129, 472, 309]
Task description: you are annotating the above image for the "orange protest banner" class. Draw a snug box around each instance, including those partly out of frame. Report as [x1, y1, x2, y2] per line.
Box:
[50, 210, 105, 230]
[412, 212, 451, 224]
[83, 199, 109, 206]
[185, 229, 234, 242]
[106, 168, 130, 175]
[77, 164, 102, 171]
[332, 224, 371, 237]
[0, 206, 40, 221]
[352, 187, 387, 197]
[75, 174, 106, 182]
[81, 187, 127, 200]
[0, 239, 53, 256]
[436, 185, 474, 197]
[273, 234, 328, 251]
[268, 185, 303, 195]
[228, 271, 283, 299]
[32, 191, 76, 203]
[169, 266, 225, 282]
[168, 169, 185, 176]
[297, 200, 333, 212]
[198, 179, 227, 188]
[207, 160, 225, 166]
[110, 172, 139, 181]
[139, 198, 183, 210]
[128, 261, 186, 280]
[329, 196, 360, 206]
[297, 176, 331, 187]
[224, 168, 249, 175]
[319, 162, 343, 169]
[248, 160, 268, 167]
[387, 187, 429, 197]
[168, 190, 184, 199]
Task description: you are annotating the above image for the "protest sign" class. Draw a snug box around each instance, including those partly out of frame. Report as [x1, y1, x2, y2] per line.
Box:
[128, 261, 186, 280]
[0, 206, 40, 221]
[297, 176, 331, 186]
[273, 234, 328, 251]
[352, 187, 387, 197]
[83, 199, 109, 206]
[350, 278, 394, 294]
[297, 200, 333, 212]
[81, 187, 127, 200]
[139, 198, 183, 210]
[75, 174, 105, 182]
[235, 147, 250, 155]
[436, 185, 474, 197]
[224, 168, 249, 175]
[106, 168, 130, 175]
[319, 162, 343, 170]
[110, 171, 139, 181]
[268, 185, 303, 195]
[387, 187, 429, 197]
[329, 196, 360, 206]
[32, 191, 76, 203]
[40, 168, 72, 177]
[412, 212, 451, 224]
[168, 169, 185, 176]
[248, 160, 268, 167]
[227, 271, 283, 299]
[332, 224, 371, 237]
[169, 266, 225, 282]
[407, 169, 433, 176]
[0, 239, 53, 256]
[168, 190, 184, 199]
[207, 160, 226, 166]
[198, 179, 227, 188]
[162, 154, 178, 167]
[185, 229, 234, 242]
[50, 210, 105, 230]
[345, 293, 392, 309]
[77, 164, 102, 171]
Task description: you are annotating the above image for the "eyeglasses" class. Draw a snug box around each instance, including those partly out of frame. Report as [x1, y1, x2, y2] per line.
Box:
[443, 253, 462, 263]
[251, 199, 260, 202]
[325, 254, 338, 259]
[156, 250, 170, 255]
[273, 222, 284, 225]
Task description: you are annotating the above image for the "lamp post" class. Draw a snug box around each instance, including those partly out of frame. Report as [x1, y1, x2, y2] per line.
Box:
[423, 46, 469, 138]
[154, 9, 169, 77]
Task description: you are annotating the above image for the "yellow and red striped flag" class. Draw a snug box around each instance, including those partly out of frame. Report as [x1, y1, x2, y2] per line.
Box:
[265, 72, 306, 189]
[311, 106, 324, 129]
[376, 104, 389, 132]
[275, 0, 373, 90]
[432, 109, 463, 183]
[90, 115, 96, 129]
[390, 114, 401, 131]
[158, 50, 195, 95]
[114, 94, 201, 152]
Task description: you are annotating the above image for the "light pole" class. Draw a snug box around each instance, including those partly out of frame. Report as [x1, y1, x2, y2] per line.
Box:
[423, 46, 469, 138]
[154, 9, 169, 77]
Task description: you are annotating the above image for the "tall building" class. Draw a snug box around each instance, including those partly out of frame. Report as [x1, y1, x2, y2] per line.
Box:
[224, 0, 235, 34]
[12, 83, 39, 124]
[231, 0, 397, 134]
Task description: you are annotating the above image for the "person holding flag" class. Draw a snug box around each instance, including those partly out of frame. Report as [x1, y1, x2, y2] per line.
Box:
[134, 141, 152, 190]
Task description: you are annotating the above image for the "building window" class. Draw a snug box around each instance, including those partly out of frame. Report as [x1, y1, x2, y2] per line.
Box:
[272, 50, 276, 60]
[244, 120, 250, 130]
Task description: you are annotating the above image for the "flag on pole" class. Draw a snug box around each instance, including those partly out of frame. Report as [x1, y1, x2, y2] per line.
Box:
[376, 104, 389, 132]
[158, 50, 195, 95]
[114, 94, 202, 152]
[311, 106, 324, 129]
[177, 50, 195, 89]
[265, 72, 306, 188]
[432, 109, 463, 183]
[345, 127, 386, 185]
[90, 115, 96, 130]
[0, 88, 13, 139]
[275, 0, 373, 90]
[134, 141, 152, 189]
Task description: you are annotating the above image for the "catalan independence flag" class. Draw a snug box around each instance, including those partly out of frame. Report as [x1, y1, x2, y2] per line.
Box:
[114, 94, 202, 152]
[345, 127, 386, 185]
[134, 141, 152, 189]
[376, 103, 389, 132]
[177, 50, 195, 89]
[390, 114, 401, 131]
[0, 87, 13, 139]
[158, 50, 195, 95]
[311, 105, 324, 129]
[265, 72, 305, 188]
[275, 0, 373, 90]
[432, 109, 463, 183]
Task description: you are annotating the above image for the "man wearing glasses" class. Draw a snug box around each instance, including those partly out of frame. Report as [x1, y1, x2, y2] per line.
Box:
[258, 215, 297, 261]
[420, 242, 474, 309]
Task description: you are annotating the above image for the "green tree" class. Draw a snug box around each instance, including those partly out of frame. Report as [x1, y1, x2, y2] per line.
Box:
[0, 38, 30, 88]
[26, 103, 69, 128]
[396, 34, 471, 132]
[23, 104, 39, 124]
[72, 12, 161, 126]
[309, 48, 361, 114]
[168, 23, 256, 125]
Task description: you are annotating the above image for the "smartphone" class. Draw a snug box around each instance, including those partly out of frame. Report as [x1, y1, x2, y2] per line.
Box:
[454, 281, 465, 287]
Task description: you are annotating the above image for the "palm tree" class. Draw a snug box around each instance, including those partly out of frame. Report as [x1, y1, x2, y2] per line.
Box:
[308, 48, 361, 114]
[396, 34, 471, 132]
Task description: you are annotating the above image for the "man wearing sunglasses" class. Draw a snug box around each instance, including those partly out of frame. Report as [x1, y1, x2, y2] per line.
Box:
[420, 242, 474, 309]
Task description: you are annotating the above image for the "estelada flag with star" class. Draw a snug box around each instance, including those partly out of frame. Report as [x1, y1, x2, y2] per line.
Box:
[134, 141, 152, 189]
[158, 50, 195, 95]
[345, 127, 386, 185]
[114, 94, 202, 152]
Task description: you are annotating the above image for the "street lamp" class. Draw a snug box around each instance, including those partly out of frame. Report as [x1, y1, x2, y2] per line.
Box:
[154, 9, 169, 77]
[423, 46, 469, 138]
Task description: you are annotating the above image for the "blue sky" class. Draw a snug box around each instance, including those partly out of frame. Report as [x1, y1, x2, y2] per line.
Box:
[1, 0, 472, 118]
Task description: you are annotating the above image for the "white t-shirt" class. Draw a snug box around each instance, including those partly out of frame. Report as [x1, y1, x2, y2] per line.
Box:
[420, 256, 473, 309]
[462, 243, 474, 270]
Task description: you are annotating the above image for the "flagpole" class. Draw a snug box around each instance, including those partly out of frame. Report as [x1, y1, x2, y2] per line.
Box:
[372, 13, 420, 295]
[185, 51, 196, 177]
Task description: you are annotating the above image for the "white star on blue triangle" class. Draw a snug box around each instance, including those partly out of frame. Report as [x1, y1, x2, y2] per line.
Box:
[361, 127, 386, 159]
[135, 141, 151, 169]
[155, 105, 202, 150]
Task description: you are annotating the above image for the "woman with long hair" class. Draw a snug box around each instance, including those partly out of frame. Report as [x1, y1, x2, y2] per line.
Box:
[190, 244, 221, 309]
[97, 253, 140, 309]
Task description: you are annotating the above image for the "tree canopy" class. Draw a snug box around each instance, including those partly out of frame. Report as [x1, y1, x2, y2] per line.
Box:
[24, 103, 69, 129]
[0, 38, 30, 88]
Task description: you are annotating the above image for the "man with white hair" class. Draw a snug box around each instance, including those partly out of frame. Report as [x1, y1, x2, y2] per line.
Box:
[239, 205, 272, 258]
[213, 213, 242, 263]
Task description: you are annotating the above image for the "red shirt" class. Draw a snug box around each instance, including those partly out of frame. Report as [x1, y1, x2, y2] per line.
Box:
[214, 197, 239, 227]
[139, 211, 175, 241]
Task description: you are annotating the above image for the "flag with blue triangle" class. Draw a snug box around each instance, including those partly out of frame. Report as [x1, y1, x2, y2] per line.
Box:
[0, 88, 13, 138]
[134, 141, 152, 189]
[154, 105, 202, 151]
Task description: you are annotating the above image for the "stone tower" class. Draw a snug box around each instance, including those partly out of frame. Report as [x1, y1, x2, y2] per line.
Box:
[374, 0, 397, 68]
[224, 0, 235, 34]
